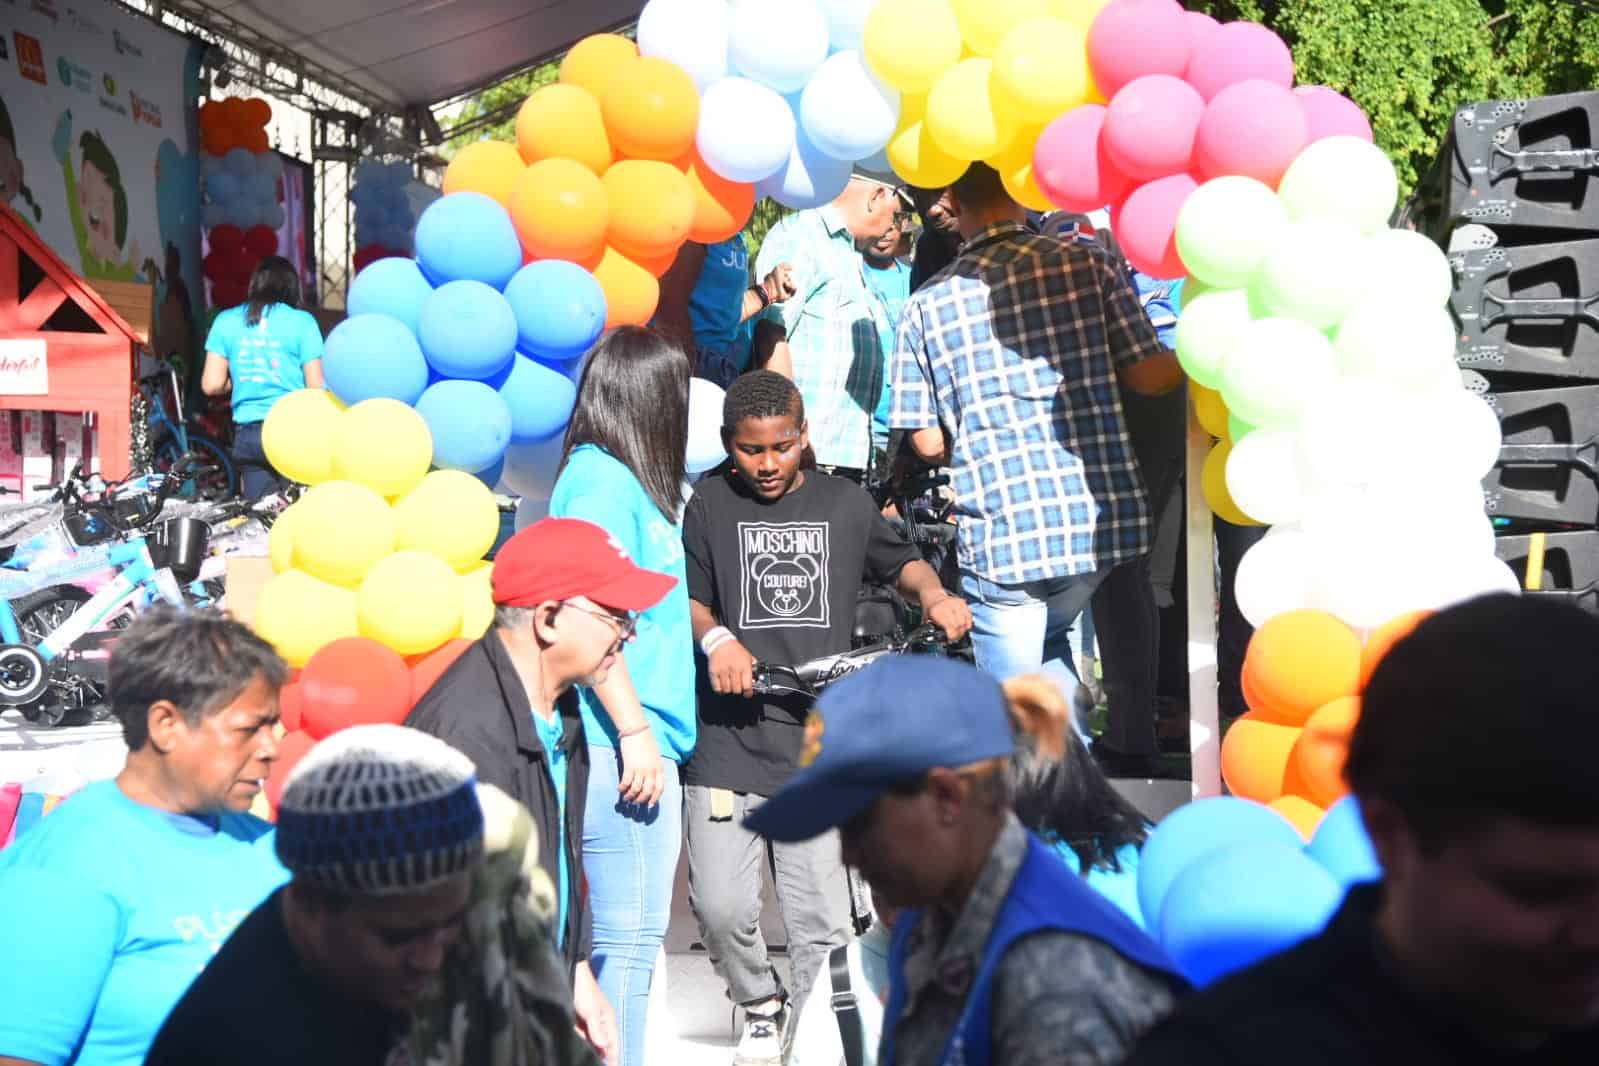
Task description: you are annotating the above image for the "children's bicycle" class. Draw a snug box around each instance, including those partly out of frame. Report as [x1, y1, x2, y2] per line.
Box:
[142, 365, 237, 500]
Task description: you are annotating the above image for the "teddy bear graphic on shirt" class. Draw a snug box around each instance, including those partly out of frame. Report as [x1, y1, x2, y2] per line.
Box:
[737, 521, 830, 630]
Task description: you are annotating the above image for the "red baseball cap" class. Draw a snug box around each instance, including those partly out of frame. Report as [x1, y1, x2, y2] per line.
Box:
[491, 518, 676, 612]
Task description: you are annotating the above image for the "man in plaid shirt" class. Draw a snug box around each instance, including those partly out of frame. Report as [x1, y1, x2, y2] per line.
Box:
[889, 163, 1182, 704]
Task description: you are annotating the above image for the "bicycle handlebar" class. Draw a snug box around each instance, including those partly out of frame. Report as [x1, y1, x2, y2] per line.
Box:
[751, 623, 951, 698]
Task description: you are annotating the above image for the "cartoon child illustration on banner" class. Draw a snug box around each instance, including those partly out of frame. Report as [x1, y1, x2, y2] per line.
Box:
[53, 108, 143, 280]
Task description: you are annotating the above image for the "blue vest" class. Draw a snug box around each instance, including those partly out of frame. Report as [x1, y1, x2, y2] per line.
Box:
[879, 832, 1187, 1066]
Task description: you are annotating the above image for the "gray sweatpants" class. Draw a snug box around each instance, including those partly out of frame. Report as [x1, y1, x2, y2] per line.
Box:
[685, 785, 853, 1014]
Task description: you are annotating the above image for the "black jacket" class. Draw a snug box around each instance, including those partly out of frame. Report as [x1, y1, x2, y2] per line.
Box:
[404, 631, 592, 969]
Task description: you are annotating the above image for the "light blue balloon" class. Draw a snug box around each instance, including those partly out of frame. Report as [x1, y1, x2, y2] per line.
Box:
[472, 455, 506, 491]
[322, 314, 429, 407]
[818, 0, 873, 51]
[728, 0, 830, 95]
[638, 0, 730, 91]
[413, 192, 522, 289]
[800, 50, 900, 162]
[696, 77, 797, 184]
[202, 203, 226, 229]
[757, 126, 852, 211]
[417, 280, 518, 381]
[223, 147, 256, 177]
[498, 354, 578, 444]
[1137, 797, 1307, 929]
[502, 261, 607, 363]
[1158, 843, 1343, 987]
[1306, 797, 1384, 888]
[347, 258, 433, 336]
[416, 380, 513, 473]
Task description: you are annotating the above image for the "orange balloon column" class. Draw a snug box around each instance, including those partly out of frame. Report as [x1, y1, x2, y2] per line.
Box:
[1269, 795, 1327, 840]
[1360, 609, 1430, 689]
[682, 151, 757, 244]
[1292, 696, 1360, 807]
[592, 247, 661, 328]
[443, 141, 526, 207]
[560, 34, 640, 98]
[600, 57, 700, 162]
[1220, 712, 1300, 802]
[516, 84, 614, 175]
[603, 160, 697, 264]
[1242, 609, 1361, 726]
[510, 159, 610, 266]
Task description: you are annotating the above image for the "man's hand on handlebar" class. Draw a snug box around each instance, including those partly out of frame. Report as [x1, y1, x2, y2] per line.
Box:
[924, 592, 974, 643]
[709, 639, 759, 698]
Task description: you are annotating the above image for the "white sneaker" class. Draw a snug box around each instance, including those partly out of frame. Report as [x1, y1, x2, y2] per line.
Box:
[733, 1002, 788, 1066]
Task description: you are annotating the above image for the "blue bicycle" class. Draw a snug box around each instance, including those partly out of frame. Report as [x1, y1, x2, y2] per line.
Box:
[142, 365, 237, 499]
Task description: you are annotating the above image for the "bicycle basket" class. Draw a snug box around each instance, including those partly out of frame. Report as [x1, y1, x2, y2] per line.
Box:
[148, 517, 210, 582]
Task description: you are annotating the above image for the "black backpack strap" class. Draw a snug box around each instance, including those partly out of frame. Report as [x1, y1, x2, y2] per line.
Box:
[830, 943, 865, 1066]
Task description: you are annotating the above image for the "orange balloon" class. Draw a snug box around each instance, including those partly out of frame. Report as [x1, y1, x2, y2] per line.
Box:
[1242, 609, 1361, 726]
[443, 140, 526, 206]
[592, 246, 660, 327]
[601, 57, 700, 162]
[509, 158, 610, 266]
[1293, 696, 1360, 807]
[409, 637, 473, 708]
[986, 127, 1052, 212]
[602, 159, 696, 263]
[1269, 795, 1327, 841]
[1360, 609, 1430, 689]
[560, 34, 640, 98]
[1219, 712, 1300, 803]
[682, 152, 757, 244]
[629, 248, 681, 278]
[516, 83, 613, 175]
[243, 97, 273, 127]
[264, 730, 317, 816]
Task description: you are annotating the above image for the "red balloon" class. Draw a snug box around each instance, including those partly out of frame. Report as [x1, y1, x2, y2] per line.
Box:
[299, 637, 412, 740]
[409, 638, 473, 708]
[226, 248, 255, 286]
[211, 280, 248, 308]
[264, 730, 317, 815]
[209, 224, 245, 255]
[243, 97, 273, 128]
[278, 681, 303, 733]
[243, 225, 280, 258]
[1295, 86, 1374, 145]
[202, 250, 229, 283]
[242, 128, 271, 154]
[1115, 173, 1199, 280]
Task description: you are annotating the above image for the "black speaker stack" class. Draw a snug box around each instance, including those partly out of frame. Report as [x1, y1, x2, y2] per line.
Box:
[1410, 90, 1599, 612]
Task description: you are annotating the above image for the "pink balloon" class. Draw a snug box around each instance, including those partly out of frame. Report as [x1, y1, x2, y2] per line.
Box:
[1034, 105, 1134, 214]
[1104, 75, 1205, 183]
[1116, 174, 1198, 279]
[1087, 0, 1193, 100]
[1295, 86, 1375, 144]
[1185, 11, 1223, 50]
[1195, 80, 1308, 187]
[1185, 21, 1294, 101]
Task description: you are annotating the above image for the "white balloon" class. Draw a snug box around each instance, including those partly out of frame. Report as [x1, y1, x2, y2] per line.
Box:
[1410, 389, 1503, 484]
[1333, 300, 1458, 389]
[1220, 317, 1339, 429]
[696, 77, 797, 183]
[800, 50, 900, 162]
[816, 0, 875, 51]
[1234, 530, 1312, 628]
[1224, 428, 1309, 526]
[1360, 229, 1453, 308]
[686, 378, 729, 475]
[638, 0, 731, 91]
[1305, 528, 1426, 632]
[1297, 376, 1410, 490]
[728, 0, 831, 95]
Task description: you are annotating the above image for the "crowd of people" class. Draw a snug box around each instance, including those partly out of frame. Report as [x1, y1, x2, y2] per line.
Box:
[2, 160, 1597, 1066]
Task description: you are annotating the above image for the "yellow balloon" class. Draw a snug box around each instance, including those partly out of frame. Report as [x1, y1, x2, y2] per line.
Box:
[864, 0, 964, 94]
[1201, 441, 1261, 527]
[253, 568, 360, 668]
[1192, 383, 1231, 439]
[953, 0, 1048, 56]
[291, 480, 397, 588]
[460, 563, 495, 640]
[357, 551, 463, 656]
[559, 34, 639, 99]
[926, 59, 1017, 161]
[987, 128, 1052, 211]
[268, 501, 301, 573]
[393, 470, 501, 574]
[992, 18, 1090, 124]
[1047, 0, 1112, 35]
[331, 399, 433, 498]
[886, 95, 971, 188]
[262, 389, 343, 486]
[517, 83, 613, 175]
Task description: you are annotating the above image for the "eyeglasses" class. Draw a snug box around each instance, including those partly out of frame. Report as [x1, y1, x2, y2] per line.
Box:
[561, 602, 640, 646]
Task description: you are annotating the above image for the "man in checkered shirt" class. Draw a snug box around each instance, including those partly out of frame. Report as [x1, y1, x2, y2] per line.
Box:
[889, 163, 1182, 703]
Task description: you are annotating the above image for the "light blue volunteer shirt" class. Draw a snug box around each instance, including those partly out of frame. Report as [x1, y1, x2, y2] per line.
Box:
[0, 779, 288, 1066]
[864, 259, 912, 447]
[689, 238, 756, 384]
[203, 303, 325, 424]
[548, 444, 696, 762]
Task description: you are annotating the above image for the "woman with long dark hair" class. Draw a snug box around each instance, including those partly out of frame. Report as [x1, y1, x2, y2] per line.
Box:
[201, 256, 323, 499]
[548, 325, 693, 1066]
[1005, 675, 1152, 926]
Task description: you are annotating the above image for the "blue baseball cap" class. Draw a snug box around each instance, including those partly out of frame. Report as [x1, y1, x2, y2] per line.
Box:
[744, 656, 1016, 843]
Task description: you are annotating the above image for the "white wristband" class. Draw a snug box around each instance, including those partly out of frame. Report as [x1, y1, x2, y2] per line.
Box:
[700, 626, 733, 656]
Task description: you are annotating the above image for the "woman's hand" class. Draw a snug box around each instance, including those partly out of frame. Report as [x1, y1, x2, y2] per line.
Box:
[618, 728, 666, 807]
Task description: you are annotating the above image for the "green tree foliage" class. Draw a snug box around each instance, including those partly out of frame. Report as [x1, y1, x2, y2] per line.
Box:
[442, 62, 559, 156]
[1191, 1, 1599, 193]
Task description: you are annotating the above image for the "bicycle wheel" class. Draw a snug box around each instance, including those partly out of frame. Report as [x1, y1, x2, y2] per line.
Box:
[155, 435, 238, 499]
[12, 585, 90, 644]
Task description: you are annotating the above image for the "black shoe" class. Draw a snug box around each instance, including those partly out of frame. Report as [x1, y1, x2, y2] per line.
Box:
[1090, 740, 1187, 780]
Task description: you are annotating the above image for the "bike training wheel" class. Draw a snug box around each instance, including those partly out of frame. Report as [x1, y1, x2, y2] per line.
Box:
[154, 434, 238, 499]
[0, 644, 49, 708]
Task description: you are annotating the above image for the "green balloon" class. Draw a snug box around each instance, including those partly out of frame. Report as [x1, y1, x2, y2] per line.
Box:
[1277, 135, 1399, 235]
[1220, 317, 1339, 429]
[1175, 288, 1253, 389]
[1253, 218, 1367, 331]
[1227, 414, 1256, 442]
[1174, 175, 1288, 290]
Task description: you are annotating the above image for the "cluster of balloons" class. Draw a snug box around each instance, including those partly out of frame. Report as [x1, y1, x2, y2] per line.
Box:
[1219, 607, 1427, 831]
[251, 389, 501, 668]
[198, 98, 282, 308]
[352, 160, 421, 269]
[1138, 794, 1380, 986]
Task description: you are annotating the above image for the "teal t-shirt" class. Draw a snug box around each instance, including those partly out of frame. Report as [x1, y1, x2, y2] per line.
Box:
[532, 710, 570, 948]
[203, 304, 325, 425]
[864, 260, 911, 443]
[0, 780, 288, 1066]
[549, 444, 696, 763]
[689, 238, 755, 374]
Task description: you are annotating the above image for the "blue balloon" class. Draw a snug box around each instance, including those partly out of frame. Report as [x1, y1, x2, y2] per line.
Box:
[223, 147, 256, 177]
[1306, 797, 1383, 888]
[1158, 843, 1343, 987]
[347, 258, 434, 336]
[413, 192, 523, 289]
[472, 455, 506, 491]
[205, 171, 239, 206]
[757, 126, 852, 211]
[498, 354, 577, 444]
[322, 314, 429, 407]
[1138, 797, 1307, 929]
[502, 261, 607, 363]
[415, 380, 514, 474]
[417, 280, 518, 381]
